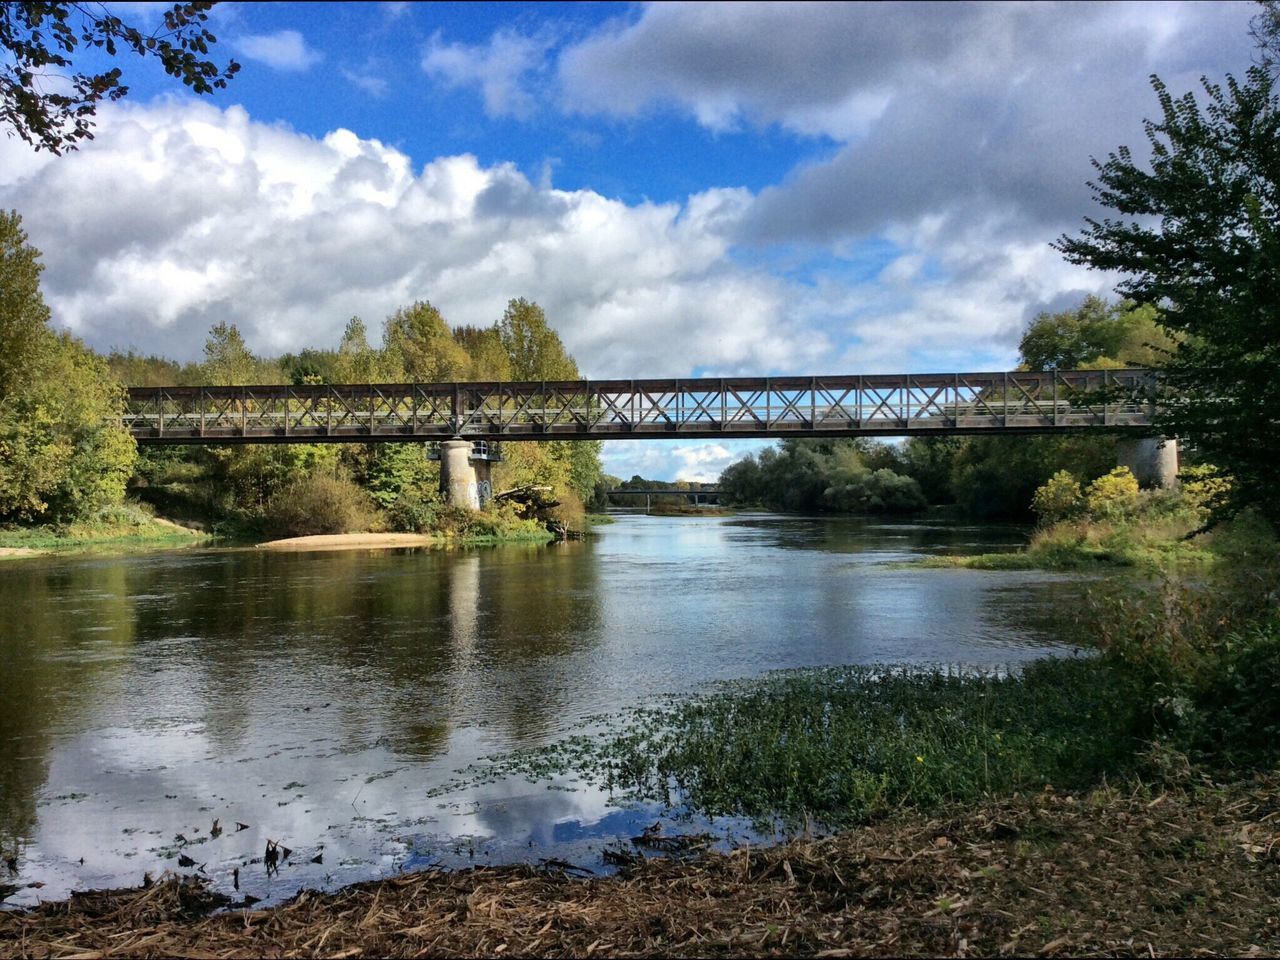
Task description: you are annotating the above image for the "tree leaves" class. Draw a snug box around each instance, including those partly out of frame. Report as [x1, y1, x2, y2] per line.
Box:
[0, 2, 239, 154]
[1055, 68, 1280, 525]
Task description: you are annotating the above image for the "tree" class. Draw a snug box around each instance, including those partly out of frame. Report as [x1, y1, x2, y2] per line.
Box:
[0, 210, 50, 395]
[0, 2, 239, 154]
[1055, 68, 1280, 524]
[383, 301, 470, 382]
[201, 321, 255, 385]
[333, 316, 385, 383]
[1251, 1, 1280, 73]
[1018, 296, 1175, 371]
[453, 324, 513, 381]
[498, 298, 579, 380]
[0, 211, 135, 523]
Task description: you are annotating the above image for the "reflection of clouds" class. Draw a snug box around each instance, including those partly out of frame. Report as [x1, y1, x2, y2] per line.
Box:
[5, 519, 1088, 906]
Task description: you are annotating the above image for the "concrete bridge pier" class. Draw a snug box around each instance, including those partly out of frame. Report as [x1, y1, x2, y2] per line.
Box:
[439, 439, 480, 510]
[1116, 437, 1179, 488]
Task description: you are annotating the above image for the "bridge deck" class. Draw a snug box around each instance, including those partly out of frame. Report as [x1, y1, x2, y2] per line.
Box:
[123, 370, 1162, 444]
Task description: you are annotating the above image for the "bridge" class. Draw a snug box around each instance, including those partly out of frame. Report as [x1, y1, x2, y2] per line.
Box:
[606, 487, 723, 510]
[122, 369, 1175, 509]
[123, 369, 1162, 444]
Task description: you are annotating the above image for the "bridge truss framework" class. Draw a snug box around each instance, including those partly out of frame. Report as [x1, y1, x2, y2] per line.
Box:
[123, 369, 1163, 445]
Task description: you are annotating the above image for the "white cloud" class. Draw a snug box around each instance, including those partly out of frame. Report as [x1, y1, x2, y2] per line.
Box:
[559, 1, 1254, 244]
[236, 29, 324, 72]
[0, 100, 821, 379]
[342, 67, 390, 98]
[421, 29, 551, 119]
[603, 440, 771, 483]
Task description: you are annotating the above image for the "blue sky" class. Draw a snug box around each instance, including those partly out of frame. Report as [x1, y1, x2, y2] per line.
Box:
[0, 1, 1257, 480]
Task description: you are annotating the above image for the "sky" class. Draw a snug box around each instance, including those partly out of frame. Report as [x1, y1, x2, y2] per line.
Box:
[0, 1, 1258, 481]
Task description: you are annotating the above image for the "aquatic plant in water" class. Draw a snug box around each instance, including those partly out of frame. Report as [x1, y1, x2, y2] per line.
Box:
[429, 657, 1144, 827]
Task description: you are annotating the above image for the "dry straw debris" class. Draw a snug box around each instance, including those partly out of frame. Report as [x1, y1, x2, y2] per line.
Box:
[3, 771, 1279, 958]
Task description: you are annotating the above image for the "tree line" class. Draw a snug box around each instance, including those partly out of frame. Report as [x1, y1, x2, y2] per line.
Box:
[0, 209, 604, 538]
[717, 299, 1172, 519]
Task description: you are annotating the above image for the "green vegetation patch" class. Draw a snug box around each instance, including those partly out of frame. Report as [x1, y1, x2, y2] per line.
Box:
[430, 657, 1144, 827]
[0, 502, 207, 556]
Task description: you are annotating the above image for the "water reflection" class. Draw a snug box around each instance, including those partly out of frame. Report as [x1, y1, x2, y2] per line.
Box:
[0, 515, 1086, 906]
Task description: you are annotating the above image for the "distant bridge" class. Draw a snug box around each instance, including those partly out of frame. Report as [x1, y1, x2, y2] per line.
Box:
[606, 487, 723, 508]
[123, 369, 1163, 444]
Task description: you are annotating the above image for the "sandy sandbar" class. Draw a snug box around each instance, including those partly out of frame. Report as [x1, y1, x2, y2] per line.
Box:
[0, 547, 44, 558]
[257, 532, 439, 552]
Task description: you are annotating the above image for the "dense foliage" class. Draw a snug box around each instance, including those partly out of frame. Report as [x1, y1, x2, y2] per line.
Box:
[1018, 297, 1174, 371]
[0, 209, 599, 539]
[122, 296, 604, 538]
[718, 294, 1171, 519]
[1056, 67, 1280, 526]
[0, 211, 136, 525]
[719, 438, 926, 514]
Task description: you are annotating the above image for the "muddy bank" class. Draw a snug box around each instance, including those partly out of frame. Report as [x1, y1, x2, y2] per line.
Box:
[4, 771, 1277, 958]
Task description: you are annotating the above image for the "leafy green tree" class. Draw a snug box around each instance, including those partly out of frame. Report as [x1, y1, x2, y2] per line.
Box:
[333, 316, 385, 383]
[0, 2, 239, 154]
[0, 210, 52, 397]
[454, 324, 513, 381]
[279, 348, 343, 385]
[718, 453, 765, 506]
[949, 434, 1116, 520]
[201, 321, 256, 385]
[1056, 68, 1280, 524]
[1019, 297, 1175, 371]
[0, 211, 135, 523]
[900, 436, 963, 504]
[547, 439, 604, 503]
[104, 350, 191, 387]
[364, 443, 437, 509]
[383, 301, 469, 382]
[498, 298, 579, 380]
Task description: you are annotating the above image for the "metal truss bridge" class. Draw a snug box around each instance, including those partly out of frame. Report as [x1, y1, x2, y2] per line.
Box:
[123, 369, 1163, 445]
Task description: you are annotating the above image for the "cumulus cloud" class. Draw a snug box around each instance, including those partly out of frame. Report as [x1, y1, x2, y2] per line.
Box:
[0, 100, 823, 377]
[236, 29, 324, 72]
[421, 29, 552, 119]
[560, 1, 1254, 243]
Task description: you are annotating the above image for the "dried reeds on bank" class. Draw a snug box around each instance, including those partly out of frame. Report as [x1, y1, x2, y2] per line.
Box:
[3, 769, 1278, 958]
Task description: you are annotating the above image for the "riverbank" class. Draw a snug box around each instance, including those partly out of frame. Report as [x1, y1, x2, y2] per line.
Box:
[3, 768, 1276, 957]
[0, 513, 208, 559]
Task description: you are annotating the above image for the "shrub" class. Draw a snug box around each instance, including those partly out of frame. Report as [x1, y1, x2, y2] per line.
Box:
[1179, 463, 1232, 516]
[1085, 557, 1280, 767]
[1084, 466, 1140, 518]
[549, 488, 586, 532]
[386, 491, 442, 533]
[1031, 470, 1084, 524]
[262, 473, 378, 538]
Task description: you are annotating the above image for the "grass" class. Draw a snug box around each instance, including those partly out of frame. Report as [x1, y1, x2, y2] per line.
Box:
[430, 657, 1145, 828]
[0, 502, 208, 557]
[911, 488, 1230, 571]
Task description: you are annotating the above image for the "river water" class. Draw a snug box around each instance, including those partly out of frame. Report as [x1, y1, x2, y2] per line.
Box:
[0, 514, 1091, 907]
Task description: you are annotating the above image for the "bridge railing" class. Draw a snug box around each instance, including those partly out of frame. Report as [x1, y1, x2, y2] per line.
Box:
[122, 370, 1164, 443]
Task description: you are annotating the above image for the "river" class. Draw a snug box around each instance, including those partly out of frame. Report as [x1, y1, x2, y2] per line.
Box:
[0, 513, 1091, 907]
